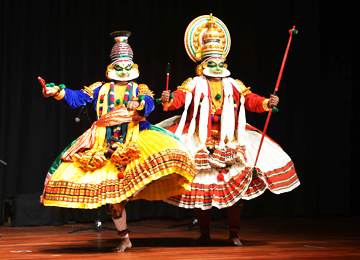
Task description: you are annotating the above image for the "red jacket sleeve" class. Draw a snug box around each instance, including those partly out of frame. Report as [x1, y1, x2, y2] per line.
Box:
[244, 92, 269, 113]
[167, 89, 187, 110]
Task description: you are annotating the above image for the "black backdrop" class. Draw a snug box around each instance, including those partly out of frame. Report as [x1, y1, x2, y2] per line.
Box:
[0, 0, 356, 223]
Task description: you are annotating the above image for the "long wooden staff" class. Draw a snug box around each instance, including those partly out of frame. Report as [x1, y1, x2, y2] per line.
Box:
[253, 26, 298, 173]
[163, 63, 171, 111]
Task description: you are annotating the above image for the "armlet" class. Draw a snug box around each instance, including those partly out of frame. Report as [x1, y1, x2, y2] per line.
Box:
[177, 78, 193, 92]
[82, 82, 104, 98]
[236, 79, 252, 97]
[138, 84, 154, 99]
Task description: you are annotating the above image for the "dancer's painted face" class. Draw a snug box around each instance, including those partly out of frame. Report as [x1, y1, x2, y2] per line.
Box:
[114, 62, 132, 78]
[208, 60, 224, 75]
[107, 60, 139, 81]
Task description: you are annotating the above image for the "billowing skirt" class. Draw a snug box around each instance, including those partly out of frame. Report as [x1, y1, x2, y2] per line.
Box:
[164, 124, 299, 210]
[41, 125, 196, 209]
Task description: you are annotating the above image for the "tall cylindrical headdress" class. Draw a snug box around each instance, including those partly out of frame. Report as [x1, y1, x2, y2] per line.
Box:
[106, 30, 139, 81]
[110, 31, 133, 61]
[184, 14, 231, 77]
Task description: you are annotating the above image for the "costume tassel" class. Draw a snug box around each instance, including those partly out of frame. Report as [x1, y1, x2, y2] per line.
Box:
[198, 88, 209, 145]
[187, 77, 204, 141]
[237, 95, 246, 145]
[175, 92, 193, 137]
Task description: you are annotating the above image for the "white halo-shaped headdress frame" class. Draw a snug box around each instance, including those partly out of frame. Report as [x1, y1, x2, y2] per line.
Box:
[184, 14, 231, 63]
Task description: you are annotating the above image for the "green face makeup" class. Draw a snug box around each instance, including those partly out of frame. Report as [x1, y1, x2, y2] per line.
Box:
[208, 60, 224, 75]
[114, 63, 132, 78]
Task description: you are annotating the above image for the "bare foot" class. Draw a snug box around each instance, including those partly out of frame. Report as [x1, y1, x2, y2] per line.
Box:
[112, 237, 132, 253]
[191, 234, 212, 246]
[227, 235, 242, 246]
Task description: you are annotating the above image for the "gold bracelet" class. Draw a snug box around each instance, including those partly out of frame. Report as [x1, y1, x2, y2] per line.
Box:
[53, 86, 61, 96]
[54, 89, 65, 100]
[162, 98, 174, 107]
[262, 98, 270, 111]
[136, 100, 145, 110]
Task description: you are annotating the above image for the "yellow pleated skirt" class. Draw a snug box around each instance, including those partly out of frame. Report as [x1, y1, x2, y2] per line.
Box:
[42, 129, 196, 209]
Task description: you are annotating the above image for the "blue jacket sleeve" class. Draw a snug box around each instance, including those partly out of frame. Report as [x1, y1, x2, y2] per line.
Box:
[59, 89, 93, 109]
[135, 84, 155, 118]
[59, 84, 103, 109]
[137, 95, 155, 117]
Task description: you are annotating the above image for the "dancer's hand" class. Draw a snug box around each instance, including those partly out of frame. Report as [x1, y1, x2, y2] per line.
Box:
[42, 87, 58, 98]
[268, 94, 279, 108]
[38, 76, 57, 98]
[161, 90, 171, 103]
[127, 100, 139, 111]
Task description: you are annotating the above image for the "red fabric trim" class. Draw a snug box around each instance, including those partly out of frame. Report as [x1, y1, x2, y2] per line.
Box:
[265, 162, 298, 190]
[244, 171, 266, 196]
[171, 168, 252, 206]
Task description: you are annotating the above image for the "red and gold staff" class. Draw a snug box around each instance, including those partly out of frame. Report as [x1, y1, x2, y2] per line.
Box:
[163, 63, 171, 111]
[253, 26, 298, 173]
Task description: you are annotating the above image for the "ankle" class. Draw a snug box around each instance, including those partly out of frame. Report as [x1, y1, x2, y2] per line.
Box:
[229, 231, 238, 239]
[118, 229, 129, 239]
[200, 228, 210, 237]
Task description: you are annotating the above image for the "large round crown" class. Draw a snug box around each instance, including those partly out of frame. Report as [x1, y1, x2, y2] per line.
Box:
[184, 13, 231, 63]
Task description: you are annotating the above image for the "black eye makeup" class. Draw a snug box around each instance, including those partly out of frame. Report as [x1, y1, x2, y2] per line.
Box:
[208, 61, 216, 67]
[114, 64, 124, 71]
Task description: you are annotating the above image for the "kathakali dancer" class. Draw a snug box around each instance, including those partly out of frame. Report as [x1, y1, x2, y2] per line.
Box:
[40, 31, 196, 252]
[159, 14, 300, 246]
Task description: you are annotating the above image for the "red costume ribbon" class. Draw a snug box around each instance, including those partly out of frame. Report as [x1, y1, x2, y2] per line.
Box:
[61, 107, 135, 162]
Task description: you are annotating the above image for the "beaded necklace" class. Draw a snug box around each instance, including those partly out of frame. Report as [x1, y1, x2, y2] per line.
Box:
[98, 82, 133, 117]
[97, 81, 134, 156]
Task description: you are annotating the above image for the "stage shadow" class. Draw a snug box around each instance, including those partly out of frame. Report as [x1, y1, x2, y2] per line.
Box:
[129, 237, 267, 247]
[42, 238, 267, 254]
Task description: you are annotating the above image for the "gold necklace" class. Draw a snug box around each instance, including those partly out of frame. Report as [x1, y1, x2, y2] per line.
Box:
[208, 80, 223, 114]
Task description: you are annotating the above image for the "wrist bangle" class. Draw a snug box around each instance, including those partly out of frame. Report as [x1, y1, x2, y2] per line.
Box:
[54, 89, 65, 100]
[161, 99, 173, 107]
[263, 98, 270, 111]
[136, 100, 145, 110]
[53, 86, 61, 96]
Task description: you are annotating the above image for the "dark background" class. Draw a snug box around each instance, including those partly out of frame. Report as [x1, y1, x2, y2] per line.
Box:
[0, 0, 356, 224]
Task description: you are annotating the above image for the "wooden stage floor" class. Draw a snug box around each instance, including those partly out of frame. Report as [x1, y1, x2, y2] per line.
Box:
[1, 216, 360, 259]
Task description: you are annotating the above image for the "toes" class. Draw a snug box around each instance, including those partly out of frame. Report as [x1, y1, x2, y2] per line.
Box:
[234, 239, 242, 246]
[227, 237, 242, 246]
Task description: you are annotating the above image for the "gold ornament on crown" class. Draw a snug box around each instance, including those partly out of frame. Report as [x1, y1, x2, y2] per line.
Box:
[193, 13, 227, 62]
[184, 13, 231, 64]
